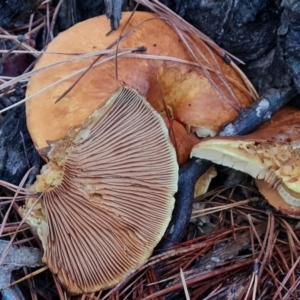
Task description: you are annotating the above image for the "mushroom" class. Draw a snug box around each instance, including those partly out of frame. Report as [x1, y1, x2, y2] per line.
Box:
[20, 9, 257, 293]
[191, 106, 300, 216]
[194, 166, 217, 196]
[20, 86, 178, 294]
[25, 11, 256, 165]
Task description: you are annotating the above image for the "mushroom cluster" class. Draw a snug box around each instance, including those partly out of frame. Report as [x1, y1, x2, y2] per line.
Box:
[21, 86, 178, 294]
[19, 10, 257, 294]
[191, 106, 300, 217]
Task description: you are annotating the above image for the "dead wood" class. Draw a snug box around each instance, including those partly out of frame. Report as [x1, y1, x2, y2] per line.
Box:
[0, 105, 42, 185]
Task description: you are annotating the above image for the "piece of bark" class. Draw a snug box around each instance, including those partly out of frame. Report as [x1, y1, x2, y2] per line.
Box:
[57, 0, 138, 32]
[164, 222, 267, 299]
[162, 0, 279, 63]
[57, 0, 108, 32]
[193, 223, 267, 271]
[0, 240, 43, 300]
[104, 0, 124, 30]
[0, 0, 42, 27]
[55, 0, 78, 33]
[159, 86, 298, 250]
[0, 105, 42, 185]
[279, 1, 300, 94]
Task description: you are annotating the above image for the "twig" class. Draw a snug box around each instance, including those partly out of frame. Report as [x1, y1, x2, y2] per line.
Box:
[180, 268, 191, 300]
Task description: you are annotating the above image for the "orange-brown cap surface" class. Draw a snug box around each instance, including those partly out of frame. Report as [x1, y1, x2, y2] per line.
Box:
[23, 86, 178, 294]
[26, 11, 255, 164]
[191, 106, 300, 215]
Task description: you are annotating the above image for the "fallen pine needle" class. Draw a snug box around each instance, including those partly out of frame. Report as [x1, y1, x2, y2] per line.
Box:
[180, 268, 190, 300]
[1, 266, 49, 290]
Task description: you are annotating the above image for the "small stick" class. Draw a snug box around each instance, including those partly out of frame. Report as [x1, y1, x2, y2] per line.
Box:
[104, 0, 124, 30]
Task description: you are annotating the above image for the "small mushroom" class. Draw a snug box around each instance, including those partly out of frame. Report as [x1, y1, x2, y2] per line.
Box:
[26, 11, 256, 164]
[191, 106, 300, 216]
[20, 86, 178, 294]
[194, 166, 217, 198]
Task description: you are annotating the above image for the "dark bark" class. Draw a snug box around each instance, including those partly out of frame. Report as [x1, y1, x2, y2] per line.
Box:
[0, 0, 42, 26]
[279, 1, 300, 94]
[104, 0, 124, 29]
[0, 105, 42, 185]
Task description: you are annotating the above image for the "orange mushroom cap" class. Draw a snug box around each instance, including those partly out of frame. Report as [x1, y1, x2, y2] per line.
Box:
[191, 106, 300, 216]
[21, 86, 178, 294]
[26, 11, 255, 164]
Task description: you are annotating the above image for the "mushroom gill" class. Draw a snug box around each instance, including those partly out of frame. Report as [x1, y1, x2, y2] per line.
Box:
[20, 86, 178, 294]
[191, 106, 300, 216]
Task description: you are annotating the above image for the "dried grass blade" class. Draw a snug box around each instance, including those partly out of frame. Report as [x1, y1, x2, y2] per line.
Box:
[180, 268, 191, 300]
[258, 213, 275, 279]
[0, 168, 34, 236]
[0, 47, 141, 92]
[1, 266, 49, 290]
[0, 180, 44, 266]
[0, 50, 135, 113]
[191, 199, 250, 219]
[282, 276, 300, 300]
[271, 255, 300, 300]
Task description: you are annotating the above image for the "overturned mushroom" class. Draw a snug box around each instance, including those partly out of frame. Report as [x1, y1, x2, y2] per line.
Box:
[18, 8, 256, 293]
[26, 11, 256, 164]
[191, 106, 300, 216]
[20, 86, 178, 294]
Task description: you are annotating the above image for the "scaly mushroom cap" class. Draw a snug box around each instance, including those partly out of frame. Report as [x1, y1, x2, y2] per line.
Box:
[26, 11, 255, 164]
[23, 86, 178, 294]
[191, 106, 300, 215]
